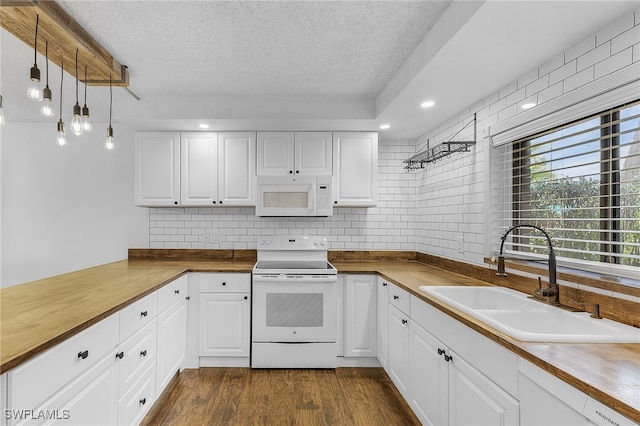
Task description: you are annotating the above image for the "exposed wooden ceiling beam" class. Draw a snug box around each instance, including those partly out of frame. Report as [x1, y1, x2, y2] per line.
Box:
[0, 0, 129, 86]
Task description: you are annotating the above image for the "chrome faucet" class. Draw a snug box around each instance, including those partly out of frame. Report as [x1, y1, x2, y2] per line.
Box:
[496, 224, 559, 305]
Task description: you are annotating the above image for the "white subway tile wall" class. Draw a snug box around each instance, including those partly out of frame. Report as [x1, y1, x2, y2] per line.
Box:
[148, 8, 639, 266]
[149, 138, 417, 250]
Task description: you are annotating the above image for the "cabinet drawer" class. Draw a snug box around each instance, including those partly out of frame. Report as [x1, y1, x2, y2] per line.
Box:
[118, 362, 156, 426]
[120, 291, 158, 341]
[388, 283, 410, 316]
[158, 274, 188, 312]
[199, 273, 251, 293]
[118, 319, 157, 396]
[7, 313, 119, 411]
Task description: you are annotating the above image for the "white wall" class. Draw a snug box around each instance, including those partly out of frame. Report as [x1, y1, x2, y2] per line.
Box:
[413, 7, 640, 268]
[1, 122, 148, 287]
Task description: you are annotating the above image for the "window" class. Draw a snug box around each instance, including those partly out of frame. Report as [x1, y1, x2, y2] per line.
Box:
[495, 100, 640, 278]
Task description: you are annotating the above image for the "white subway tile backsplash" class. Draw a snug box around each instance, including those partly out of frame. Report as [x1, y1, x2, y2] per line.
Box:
[595, 48, 633, 78]
[577, 42, 610, 71]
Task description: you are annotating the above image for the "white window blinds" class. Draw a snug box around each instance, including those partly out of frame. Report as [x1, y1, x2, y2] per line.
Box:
[493, 100, 640, 279]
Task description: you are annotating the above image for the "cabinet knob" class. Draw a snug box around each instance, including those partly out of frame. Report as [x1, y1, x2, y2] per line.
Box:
[289, 170, 293, 174]
[393, 295, 399, 300]
[77, 350, 89, 360]
[174, 289, 180, 294]
[296, 170, 299, 174]
[174, 201, 178, 205]
[219, 201, 223, 205]
[222, 282, 226, 286]
[213, 201, 216, 204]
[140, 350, 147, 357]
[401, 319, 408, 325]
[244, 296, 248, 300]
[334, 201, 337, 204]
[140, 398, 146, 406]
[140, 311, 148, 317]
[116, 351, 124, 360]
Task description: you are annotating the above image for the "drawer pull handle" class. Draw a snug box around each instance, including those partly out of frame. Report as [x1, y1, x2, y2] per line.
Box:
[174, 289, 180, 294]
[140, 398, 146, 406]
[77, 350, 89, 360]
[140, 350, 147, 357]
[116, 351, 124, 360]
[437, 348, 445, 356]
[186, 296, 191, 300]
[141, 311, 148, 317]
[444, 354, 453, 362]
[401, 319, 408, 325]
[382, 283, 387, 287]
[393, 295, 399, 300]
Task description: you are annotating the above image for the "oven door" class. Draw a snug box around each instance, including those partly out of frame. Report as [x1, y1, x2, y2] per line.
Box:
[252, 274, 337, 343]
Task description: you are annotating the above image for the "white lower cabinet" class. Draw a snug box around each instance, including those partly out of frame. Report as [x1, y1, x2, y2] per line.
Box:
[343, 274, 377, 358]
[388, 305, 411, 399]
[376, 277, 389, 372]
[156, 290, 188, 396]
[198, 273, 251, 366]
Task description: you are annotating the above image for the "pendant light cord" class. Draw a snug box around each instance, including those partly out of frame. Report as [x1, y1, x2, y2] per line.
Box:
[59, 62, 64, 117]
[84, 65, 88, 105]
[45, 40, 49, 85]
[34, 14, 39, 65]
[109, 75, 113, 126]
[75, 49, 79, 103]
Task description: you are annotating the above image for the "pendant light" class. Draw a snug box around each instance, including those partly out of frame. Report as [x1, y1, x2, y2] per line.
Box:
[70, 49, 83, 136]
[56, 62, 66, 146]
[0, 95, 5, 126]
[81, 65, 92, 132]
[27, 14, 42, 101]
[40, 40, 54, 118]
[105, 75, 114, 151]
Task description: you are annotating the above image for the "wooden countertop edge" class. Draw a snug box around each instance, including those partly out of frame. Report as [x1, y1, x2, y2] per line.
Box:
[2, 260, 638, 422]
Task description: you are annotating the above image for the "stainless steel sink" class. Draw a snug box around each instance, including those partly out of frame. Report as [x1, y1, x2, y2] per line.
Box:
[419, 286, 640, 343]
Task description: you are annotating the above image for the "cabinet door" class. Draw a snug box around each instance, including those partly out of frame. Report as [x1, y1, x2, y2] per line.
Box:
[135, 132, 181, 206]
[376, 278, 389, 371]
[180, 132, 219, 206]
[257, 132, 294, 175]
[448, 351, 520, 426]
[409, 322, 449, 426]
[332, 132, 378, 207]
[344, 274, 377, 357]
[388, 305, 411, 399]
[218, 132, 256, 206]
[295, 132, 332, 175]
[156, 298, 187, 397]
[199, 293, 250, 357]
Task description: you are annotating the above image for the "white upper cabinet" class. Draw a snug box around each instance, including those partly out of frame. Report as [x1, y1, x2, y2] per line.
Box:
[180, 132, 219, 206]
[135, 132, 181, 206]
[332, 132, 378, 207]
[257, 131, 332, 176]
[218, 132, 256, 206]
[136, 131, 256, 207]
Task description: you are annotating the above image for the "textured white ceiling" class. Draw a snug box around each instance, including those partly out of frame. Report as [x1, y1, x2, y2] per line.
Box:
[58, 1, 451, 100]
[1, 1, 638, 139]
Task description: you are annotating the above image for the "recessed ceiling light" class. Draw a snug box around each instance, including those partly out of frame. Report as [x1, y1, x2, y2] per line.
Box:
[420, 101, 435, 108]
[379, 124, 390, 130]
[522, 103, 536, 110]
[198, 123, 210, 129]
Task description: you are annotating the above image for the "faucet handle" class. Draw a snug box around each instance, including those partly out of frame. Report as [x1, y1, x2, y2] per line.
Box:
[570, 301, 602, 319]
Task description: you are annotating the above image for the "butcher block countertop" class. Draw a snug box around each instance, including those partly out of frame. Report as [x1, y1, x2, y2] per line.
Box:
[1, 258, 638, 422]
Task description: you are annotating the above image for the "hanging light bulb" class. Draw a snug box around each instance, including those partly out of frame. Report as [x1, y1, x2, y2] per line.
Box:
[27, 14, 42, 101]
[0, 95, 5, 126]
[105, 75, 114, 151]
[40, 40, 54, 118]
[70, 49, 83, 136]
[81, 65, 92, 132]
[56, 62, 66, 146]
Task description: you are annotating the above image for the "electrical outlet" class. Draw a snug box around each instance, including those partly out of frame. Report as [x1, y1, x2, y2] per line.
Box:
[208, 231, 221, 243]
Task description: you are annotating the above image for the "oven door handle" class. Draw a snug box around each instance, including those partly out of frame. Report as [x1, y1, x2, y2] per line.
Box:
[253, 274, 338, 283]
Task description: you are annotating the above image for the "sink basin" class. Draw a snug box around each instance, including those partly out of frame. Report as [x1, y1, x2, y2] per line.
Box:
[419, 286, 640, 343]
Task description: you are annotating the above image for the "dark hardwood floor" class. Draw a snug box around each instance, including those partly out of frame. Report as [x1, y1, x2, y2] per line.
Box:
[142, 367, 422, 426]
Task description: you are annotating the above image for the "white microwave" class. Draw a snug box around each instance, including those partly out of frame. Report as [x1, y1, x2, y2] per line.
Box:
[256, 175, 333, 217]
